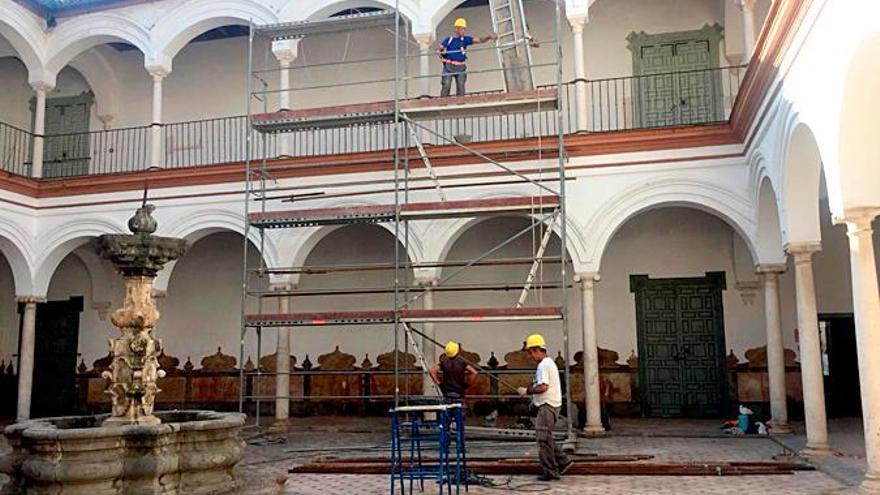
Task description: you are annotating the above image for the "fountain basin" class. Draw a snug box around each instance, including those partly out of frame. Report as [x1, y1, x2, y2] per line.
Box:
[1, 410, 244, 495]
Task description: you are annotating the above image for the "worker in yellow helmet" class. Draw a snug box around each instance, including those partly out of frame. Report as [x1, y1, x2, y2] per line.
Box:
[429, 340, 478, 401]
[518, 333, 572, 481]
[437, 17, 497, 97]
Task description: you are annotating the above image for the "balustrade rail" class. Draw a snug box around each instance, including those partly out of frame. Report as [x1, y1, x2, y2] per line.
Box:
[0, 66, 746, 178]
[0, 122, 33, 176]
[41, 125, 151, 178]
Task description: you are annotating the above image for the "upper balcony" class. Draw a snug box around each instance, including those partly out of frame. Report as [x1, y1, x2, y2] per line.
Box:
[0, 0, 769, 181]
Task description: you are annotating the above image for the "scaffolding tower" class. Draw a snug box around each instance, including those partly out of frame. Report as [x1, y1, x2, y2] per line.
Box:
[240, 2, 572, 440]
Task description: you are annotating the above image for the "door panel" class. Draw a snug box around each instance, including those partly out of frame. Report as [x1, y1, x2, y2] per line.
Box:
[19, 297, 83, 417]
[627, 25, 723, 128]
[632, 273, 727, 418]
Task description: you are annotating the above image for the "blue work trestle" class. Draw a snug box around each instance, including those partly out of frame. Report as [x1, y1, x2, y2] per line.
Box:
[390, 403, 467, 495]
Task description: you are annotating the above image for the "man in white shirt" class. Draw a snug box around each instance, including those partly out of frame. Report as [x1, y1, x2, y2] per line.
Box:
[517, 333, 572, 481]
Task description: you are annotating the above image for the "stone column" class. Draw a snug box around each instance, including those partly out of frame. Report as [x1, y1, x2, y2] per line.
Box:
[30, 82, 53, 178]
[737, 0, 757, 60]
[273, 40, 299, 158]
[568, 15, 589, 132]
[147, 67, 168, 167]
[786, 242, 830, 455]
[756, 263, 791, 434]
[416, 276, 439, 396]
[16, 296, 43, 421]
[414, 33, 434, 97]
[840, 209, 880, 490]
[575, 272, 603, 434]
[273, 283, 292, 428]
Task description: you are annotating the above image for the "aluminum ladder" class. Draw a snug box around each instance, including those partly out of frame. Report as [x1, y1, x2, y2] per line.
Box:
[489, 0, 535, 92]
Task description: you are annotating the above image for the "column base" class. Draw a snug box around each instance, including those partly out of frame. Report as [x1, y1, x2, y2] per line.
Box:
[579, 425, 606, 437]
[769, 421, 793, 434]
[268, 419, 290, 433]
[860, 474, 880, 493]
[800, 442, 833, 457]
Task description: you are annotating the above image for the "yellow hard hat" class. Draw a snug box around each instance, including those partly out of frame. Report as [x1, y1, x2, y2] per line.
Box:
[525, 333, 546, 349]
[454, 17, 467, 28]
[445, 341, 460, 358]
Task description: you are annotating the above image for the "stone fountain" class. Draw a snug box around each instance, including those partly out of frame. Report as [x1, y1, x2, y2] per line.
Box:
[1, 202, 245, 495]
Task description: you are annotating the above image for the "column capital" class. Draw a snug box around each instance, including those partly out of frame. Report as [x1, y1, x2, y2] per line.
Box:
[28, 68, 56, 91]
[567, 13, 588, 31]
[785, 241, 822, 258]
[29, 80, 55, 93]
[574, 272, 600, 286]
[414, 276, 439, 288]
[272, 39, 300, 65]
[755, 263, 787, 276]
[833, 207, 880, 232]
[146, 66, 170, 82]
[269, 282, 294, 292]
[412, 32, 435, 48]
[15, 295, 46, 304]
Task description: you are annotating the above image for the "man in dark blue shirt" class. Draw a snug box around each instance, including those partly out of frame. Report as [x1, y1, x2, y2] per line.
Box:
[438, 18, 496, 97]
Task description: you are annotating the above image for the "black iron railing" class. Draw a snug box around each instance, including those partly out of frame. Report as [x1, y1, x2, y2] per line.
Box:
[40, 125, 151, 178]
[0, 122, 33, 176]
[1, 66, 747, 178]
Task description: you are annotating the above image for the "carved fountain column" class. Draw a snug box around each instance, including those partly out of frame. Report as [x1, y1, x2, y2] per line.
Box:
[95, 204, 188, 426]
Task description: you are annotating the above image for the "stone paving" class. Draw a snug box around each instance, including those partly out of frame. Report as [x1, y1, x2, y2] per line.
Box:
[235, 417, 859, 495]
[0, 416, 868, 494]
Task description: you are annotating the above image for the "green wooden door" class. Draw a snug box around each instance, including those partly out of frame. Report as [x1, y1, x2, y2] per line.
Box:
[628, 25, 723, 128]
[631, 272, 727, 418]
[33, 92, 93, 177]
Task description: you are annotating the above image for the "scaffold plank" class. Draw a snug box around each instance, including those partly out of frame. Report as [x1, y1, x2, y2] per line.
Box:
[245, 306, 562, 327]
[400, 88, 557, 120]
[254, 11, 403, 40]
[249, 89, 559, 133]
[248, 195, 559, 228]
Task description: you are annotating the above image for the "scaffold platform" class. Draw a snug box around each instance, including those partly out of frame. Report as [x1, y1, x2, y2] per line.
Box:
[248, 195, 560, 228]
[249, 89, 558, 133]
[245, 306, 562, 327]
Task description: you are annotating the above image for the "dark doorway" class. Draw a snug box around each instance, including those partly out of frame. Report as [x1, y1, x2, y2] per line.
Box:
[630, 272, 728, 418]
[18, 297, 83, 417]
[820, 314, 861, 418]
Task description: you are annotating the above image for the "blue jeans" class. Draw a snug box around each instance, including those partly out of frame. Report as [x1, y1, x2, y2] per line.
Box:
[441, 63, 467, 97]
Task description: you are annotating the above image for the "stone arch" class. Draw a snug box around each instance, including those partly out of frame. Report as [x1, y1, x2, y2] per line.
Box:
[0, 223, 35, 296]
[278, 220, 424, 285]
[281, 0, 423, 31]
[755, 176, 785, 264]
[427, 0, 569, 39]
[155, 226, 269, 293]
[837, 33, 880, 212]
[432, 212, 586, 274]
[161, 208, 279, 273]
[45, 13, 152, 74]
[0, 1, 45, 72]
[586, 177, 758, 272]
[68, 49, 121, 119]
[151, 0, 277, 62]
[32, 218, 127, 297]
[68, 246, 118, 304]
[781, 122, 824, 245]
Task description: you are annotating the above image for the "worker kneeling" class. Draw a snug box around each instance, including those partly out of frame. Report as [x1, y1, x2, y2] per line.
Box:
[438, 18, 497, 97]
[429, 341, 478, 402]
[518, 333, 572, 481]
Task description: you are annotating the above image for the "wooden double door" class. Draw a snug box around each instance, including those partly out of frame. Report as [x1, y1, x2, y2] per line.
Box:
[627, 25, 724, 128]
[631, 272, 728, 418]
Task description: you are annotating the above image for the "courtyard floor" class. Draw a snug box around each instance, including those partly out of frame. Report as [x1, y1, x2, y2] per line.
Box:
[236, 416, 868, 495]
[0, 416, 870, 494]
